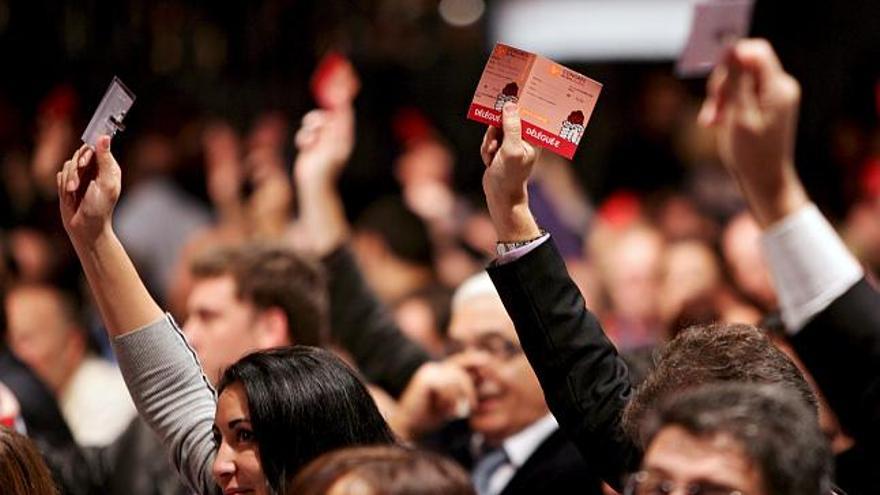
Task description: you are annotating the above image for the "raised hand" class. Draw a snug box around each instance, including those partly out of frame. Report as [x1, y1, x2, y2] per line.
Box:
[202, 122, 244, 224]
[480, 102, 542, 242]
[57, 136, 121, 245]
[292, 106, 355, 187]
[698, 39, 809, 226]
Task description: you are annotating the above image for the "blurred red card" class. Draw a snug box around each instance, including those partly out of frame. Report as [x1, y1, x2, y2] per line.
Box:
[467, 43, 602, 160]
[311, 52, 360, 108]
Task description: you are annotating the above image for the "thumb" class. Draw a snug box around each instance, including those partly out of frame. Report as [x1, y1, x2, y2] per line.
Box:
[501, 102, 523, 146]
[95, 135, 116, 173]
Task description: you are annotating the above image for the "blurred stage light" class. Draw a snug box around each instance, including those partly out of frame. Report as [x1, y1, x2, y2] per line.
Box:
[491, 0, 696, 61]
[439, 0, 486, 27]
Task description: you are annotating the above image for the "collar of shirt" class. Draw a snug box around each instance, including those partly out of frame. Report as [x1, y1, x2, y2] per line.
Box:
[500, 414, 559, 468]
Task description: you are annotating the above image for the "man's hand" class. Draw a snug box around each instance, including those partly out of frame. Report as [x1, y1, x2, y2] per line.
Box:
[698, 39, 809, 226]
[292, 105, 356, 255]
[480, 102, 542, 242]
[396, 361, 476, 440]
[293, 106, 355, 188]
[58, 136, 121, 246]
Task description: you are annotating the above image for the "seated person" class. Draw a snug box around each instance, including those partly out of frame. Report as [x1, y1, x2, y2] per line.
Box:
[292, 105, 601, 494]
[474, 41, 829, 491]
[56, 136, 396, 494]
[0, 425, 61, 495]
[634, 382, 832, 495]
[398, 272, 602, 495]
[289, 445, 474, 495]
[699, 39, 880, 493]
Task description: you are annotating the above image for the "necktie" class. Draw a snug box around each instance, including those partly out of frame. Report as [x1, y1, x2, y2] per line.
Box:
[472, 447, 509, 495]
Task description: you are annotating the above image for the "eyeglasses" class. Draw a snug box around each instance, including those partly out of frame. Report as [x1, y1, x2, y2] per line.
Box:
[624, 471, 745, 495]
[446, 333, 523, 361]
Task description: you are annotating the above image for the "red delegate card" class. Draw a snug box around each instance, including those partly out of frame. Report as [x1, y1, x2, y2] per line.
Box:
[467, 43, 602, 160]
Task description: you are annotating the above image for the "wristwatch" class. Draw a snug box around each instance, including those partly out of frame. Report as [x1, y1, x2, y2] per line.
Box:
[495, 229, 548, 256]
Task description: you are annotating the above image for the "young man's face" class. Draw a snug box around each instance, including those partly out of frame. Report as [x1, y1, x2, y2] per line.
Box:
[184, 275, 262, 385]
[636, 426, 765, 495]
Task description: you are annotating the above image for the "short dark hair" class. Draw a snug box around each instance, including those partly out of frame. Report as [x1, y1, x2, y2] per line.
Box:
[0, 426, 59, 495]
[216, 346, 397, 492]
[623, 323, 817, 443]
[289, 445, 475, 495]
[642, 382, 832, 495]
[191, 242, 328, 346]
[356, 196, 434, 267]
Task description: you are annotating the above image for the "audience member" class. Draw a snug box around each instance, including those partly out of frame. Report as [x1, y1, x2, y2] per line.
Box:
[633, 383, 832, 495]
[56, 136, 396, 494]
[700, 38, 880, 494]
[289, 445, 475, 495]
[0, 425, 60, 495]
[5, 284, 135, 446]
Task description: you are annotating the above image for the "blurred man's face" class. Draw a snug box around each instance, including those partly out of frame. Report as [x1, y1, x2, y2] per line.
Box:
[183, 275, 261, 385]
[5, 287, 82, 393]
[636, 426, 765, 495]
[721, 214, 777, 309]
[447, 294, 547, 446]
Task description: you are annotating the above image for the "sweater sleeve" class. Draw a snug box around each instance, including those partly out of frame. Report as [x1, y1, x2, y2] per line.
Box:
[112, 314, 219, 495]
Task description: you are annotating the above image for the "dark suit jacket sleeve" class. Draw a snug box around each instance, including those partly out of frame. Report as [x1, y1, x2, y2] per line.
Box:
[486, 238, 638, 490]
[790, 277, 880, 444]
[323, 246, 432, 398]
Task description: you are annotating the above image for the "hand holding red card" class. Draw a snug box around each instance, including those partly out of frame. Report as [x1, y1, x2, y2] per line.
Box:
[468, 43, 602, 160]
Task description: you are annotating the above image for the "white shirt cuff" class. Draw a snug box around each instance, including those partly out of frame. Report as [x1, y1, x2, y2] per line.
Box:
[494, 233, 551, 265]
[761, 204, 863, 334]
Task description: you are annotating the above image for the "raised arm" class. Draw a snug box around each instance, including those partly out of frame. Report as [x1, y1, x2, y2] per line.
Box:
[701, 39, 879, 444]
[58, 137, 163, 335]
[293, 106, 432, 397]
[58, 137, 218, 494]
[479, 104, 637, 489]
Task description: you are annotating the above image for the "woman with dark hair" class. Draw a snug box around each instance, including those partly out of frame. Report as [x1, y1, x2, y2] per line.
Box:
[56, 138, 396, 495]
[214, 347, 396, 493]
[289, 445, 475, 495]
[0, 426, 59, 494]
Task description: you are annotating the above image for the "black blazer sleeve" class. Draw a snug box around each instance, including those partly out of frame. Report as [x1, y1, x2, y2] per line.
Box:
[486, 238, 638, 490]
[322, 246, 432, 398]
[790, 277, 880, 444]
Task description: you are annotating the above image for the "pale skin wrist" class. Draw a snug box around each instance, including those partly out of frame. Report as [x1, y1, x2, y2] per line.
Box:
[735, 161, 810, 228]
[486, 194, 541, 242]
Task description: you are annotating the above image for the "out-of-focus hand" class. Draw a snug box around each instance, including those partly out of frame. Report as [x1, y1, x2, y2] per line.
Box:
[480, 102, 541, 242]
[292, 106, 355, 188]
[58, 136, 121, 245]
[245, 147, 292, 237]
[202, 122, 243, 217]
[397, 361, 476, 439]
[33, 118, 75, 196]
[698, 39, 809, 226]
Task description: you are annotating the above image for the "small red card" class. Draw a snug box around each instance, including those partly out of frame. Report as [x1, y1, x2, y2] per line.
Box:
[311, 52, 361, 109]
[467, 43, 602, 160]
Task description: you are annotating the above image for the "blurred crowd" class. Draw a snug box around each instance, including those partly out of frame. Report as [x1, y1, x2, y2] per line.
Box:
[0, 2, 879, 495]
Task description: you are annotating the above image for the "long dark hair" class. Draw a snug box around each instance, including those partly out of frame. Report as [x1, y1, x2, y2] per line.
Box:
[216, 346, 397, 493]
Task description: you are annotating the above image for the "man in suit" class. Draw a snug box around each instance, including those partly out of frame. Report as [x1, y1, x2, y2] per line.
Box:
[397, 271, 601, 495]
[699, 38, 880, 494]
[291, 103, 600, 494]
[474, 40, 831, 492]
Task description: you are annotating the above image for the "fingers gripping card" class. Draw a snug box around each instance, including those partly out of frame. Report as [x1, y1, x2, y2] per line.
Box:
[82, 77, 136, 149]
[467, 43, 602, 160]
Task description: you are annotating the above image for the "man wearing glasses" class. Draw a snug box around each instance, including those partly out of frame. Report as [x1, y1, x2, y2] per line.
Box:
[397, 271, 602, 495]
